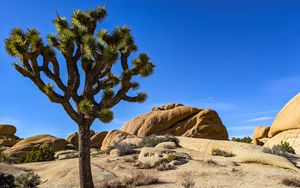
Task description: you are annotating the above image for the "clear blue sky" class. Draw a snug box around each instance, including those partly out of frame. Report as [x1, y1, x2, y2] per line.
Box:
[1, 0, 300, 139]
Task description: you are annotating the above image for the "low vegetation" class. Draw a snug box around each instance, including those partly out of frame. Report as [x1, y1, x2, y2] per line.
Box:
[96, 170, 159, 188]
[282, 177, 300, 187]
[212, 149, 236, 157]
[231, 136, 252, 143]
[166, 152, 178, 162]
[156, 161, 175, 171]
[0, 151, 6, 162]
[139, 135, 179, 147]
[267, 141, 296, 157]
[105, 142, 135, 156]
[181, 172, 195, 188]
[0, 173, 15, 188]
[20, 145, 55, 163]
[15, 172, 41, 188]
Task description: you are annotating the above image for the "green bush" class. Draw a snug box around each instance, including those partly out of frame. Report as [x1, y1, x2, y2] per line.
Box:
[139, 135, 178, 147]
[15, 172, 41, 188]
[21, 145, 55, 163]
[0, 151, 6, 162]
[270, 141, 295, 157]
[166, 153, 178, 162]
[0, 173, 15, 188]
[231, 136, 252, 143]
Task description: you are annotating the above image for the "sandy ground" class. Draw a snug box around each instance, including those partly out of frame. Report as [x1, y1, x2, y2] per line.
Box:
[1, 147, 300, 188]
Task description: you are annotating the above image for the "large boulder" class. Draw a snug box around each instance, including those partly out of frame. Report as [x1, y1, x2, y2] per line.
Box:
[120, 103, 228, 140]
[253, 126, 270, 145]
[3, 134, 68, 159]
[66, 130, 95, 147]
[90, 131, 108, 148]
[264, 129, 300, 154]
[101, 130, 140, 150]
[0, 124, 16, 135]
[269, 93, 300, 137]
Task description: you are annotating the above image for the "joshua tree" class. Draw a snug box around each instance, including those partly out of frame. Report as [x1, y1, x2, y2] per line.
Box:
[5, 6, 154, 188]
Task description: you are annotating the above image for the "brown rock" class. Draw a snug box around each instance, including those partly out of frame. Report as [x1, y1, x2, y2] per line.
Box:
[0, 124, 16, 135]
[269, 93, 300, 137]
[253, 126, 270, 145]
[90, 131, 108, 148]
[4, 134, 68, 158]
[66, 130, 95, 147]
[120, 104, 228, 140]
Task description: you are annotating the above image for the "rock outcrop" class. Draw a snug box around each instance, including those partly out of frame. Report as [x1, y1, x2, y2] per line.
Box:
[0, 124, 16, 135]
[3, 134, 68, 159]
[0, 124, 20, 148]
[91, 131, 108, 148]
[269, 93, 300, 137]
[120, 103, 228, 140]
[66, 130, 95, 148]
[252, 93, 300, 154]
[101, 130, 141, 150]
[253, 126, 270, 146]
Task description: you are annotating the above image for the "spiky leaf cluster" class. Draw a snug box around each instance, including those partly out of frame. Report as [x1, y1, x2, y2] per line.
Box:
[98, 109, 113, 123]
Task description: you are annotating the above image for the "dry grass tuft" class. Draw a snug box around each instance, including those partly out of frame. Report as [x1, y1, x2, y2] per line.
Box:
[282, 177, 300, 187]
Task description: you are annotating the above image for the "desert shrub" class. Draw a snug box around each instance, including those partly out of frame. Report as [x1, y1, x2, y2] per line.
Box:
[96, 177, 128, 188]
[104, 142, 135, 156]
[231, 136, 252, 143]
[181, 172, 195, 188]
[126, 170, 159, 186]
[268, 141, 295, 157]
[0, 173, 15, 188]
[139, 135, 178, 147]
[205, 159, 218, 166]
[97, 170, 159, 187]
[15, 172, 41, 188]
[212, 149, 236, 157]
[0, 151, 6, 162]
[282, 177, 300, 187]
[166, 152, 178, 162]
[115, 142, 135, 156]
[156, 161, 174, 171]
[134, 162, 152, 169]
[21, 145, 55, 163]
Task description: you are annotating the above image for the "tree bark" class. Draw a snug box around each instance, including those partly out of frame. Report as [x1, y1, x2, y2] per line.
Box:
[78, 123, 94, 188]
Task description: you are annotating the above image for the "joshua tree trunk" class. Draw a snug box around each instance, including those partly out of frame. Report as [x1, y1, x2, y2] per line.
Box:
[78, 123, 94, 188]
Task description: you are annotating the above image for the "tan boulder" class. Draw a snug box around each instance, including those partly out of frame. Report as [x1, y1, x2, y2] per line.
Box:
[90, 131, 108, 148]
[264, 129, 300, 154]
[120, 104, 228, 140]
[269, 93, 300, 137]
[0, 124, 16, 135]
[253, 126, 270, 145]
[101, 130, 140, 150]
[66, 130, 95, 147]
[4, 134, 68, 158]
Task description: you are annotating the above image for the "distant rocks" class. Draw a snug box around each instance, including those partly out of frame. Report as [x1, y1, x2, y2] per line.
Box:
[120, 103, 228, 140]
[91, 131, 108, 148]
[0, 124, 20, 148]
[252, 93, 300, 154]
[66, 130, 95, 148]
[3, 134, 68, 159]
[253, 126, 270, 146]
[0, 124, 16, 135]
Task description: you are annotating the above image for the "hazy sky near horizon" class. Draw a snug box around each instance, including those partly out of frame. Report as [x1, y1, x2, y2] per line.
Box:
[1, 0, 300, 139]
